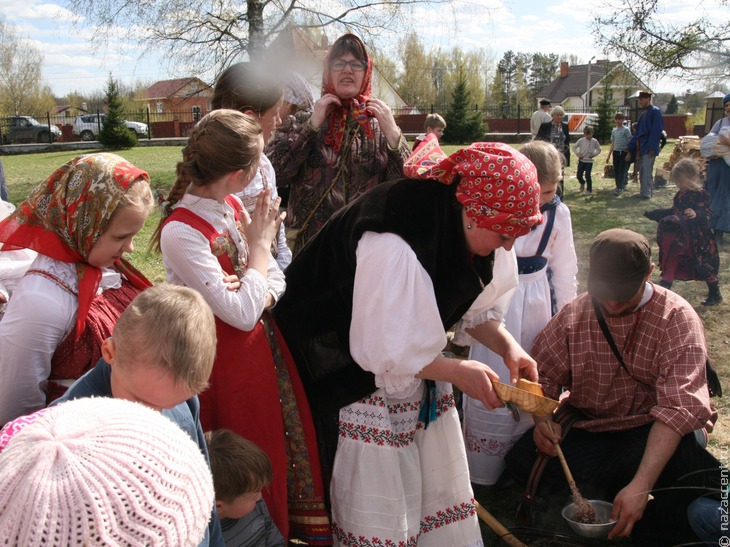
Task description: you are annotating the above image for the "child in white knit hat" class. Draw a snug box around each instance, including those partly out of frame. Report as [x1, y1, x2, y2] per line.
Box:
[0, 397, 215, 546]
[51, 283, 224, 546]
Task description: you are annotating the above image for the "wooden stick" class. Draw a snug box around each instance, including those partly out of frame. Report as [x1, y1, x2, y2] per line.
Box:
[545, 422, 578, 492]
[546, 422, 596, 521]
[474, 501, 527, 547]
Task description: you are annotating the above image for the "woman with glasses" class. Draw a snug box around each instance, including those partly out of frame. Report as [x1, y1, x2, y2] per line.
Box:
[267, 33, 411, 253]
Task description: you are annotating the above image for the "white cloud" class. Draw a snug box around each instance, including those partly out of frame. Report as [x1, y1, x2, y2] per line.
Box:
[2, 0, 73, 21]
[2, 0, 726, 97]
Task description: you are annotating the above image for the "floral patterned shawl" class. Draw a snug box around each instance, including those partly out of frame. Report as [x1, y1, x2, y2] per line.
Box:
[322, 33, 375, 154]
[0, 153, 151, 337]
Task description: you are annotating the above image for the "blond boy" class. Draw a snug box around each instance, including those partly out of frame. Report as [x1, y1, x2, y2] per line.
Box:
[52, 284, 223, 547]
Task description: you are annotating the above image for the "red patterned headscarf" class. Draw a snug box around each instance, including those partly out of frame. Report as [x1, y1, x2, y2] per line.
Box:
[404, 134, 543, 237]
[0, 153, 152, 337]
[322, 33, 375, 154]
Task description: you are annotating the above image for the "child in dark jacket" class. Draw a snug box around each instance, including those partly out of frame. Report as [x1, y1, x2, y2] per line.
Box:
[644, 158, 722, 305]
[52, 283, 225, 545]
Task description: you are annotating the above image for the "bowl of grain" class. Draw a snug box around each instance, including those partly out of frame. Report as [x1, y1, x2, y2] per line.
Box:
[562, 500, 616, 538]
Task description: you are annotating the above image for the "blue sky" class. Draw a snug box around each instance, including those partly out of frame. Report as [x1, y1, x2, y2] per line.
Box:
[1, 0, 725, 97]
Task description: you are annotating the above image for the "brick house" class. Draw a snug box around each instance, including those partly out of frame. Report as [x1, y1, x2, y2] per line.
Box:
[143, 78, 214, 120]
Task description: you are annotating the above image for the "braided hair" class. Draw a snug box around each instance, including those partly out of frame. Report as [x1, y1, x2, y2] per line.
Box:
[150, 109, 263, 252]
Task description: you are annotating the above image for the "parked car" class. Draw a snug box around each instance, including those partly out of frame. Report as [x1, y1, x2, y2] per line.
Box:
[72, 114, 148, 141]
[0, 116, 62, 144]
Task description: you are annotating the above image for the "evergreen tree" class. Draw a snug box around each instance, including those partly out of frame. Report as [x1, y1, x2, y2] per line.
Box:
[666, 95, 679, 114]
[595, 74, 615, 144]
[496, 51, 517, 114]
[442, 72, 486, 144]
[528, 53, 559, 96]
[99, 74, 137, 149]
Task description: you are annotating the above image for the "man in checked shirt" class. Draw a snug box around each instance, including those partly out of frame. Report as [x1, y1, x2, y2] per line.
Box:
[505, 228, 723, 547]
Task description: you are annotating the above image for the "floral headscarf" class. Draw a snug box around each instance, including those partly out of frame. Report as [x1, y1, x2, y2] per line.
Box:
[0, 153, 151, 337]
[322, 33, 375, 154]
[404, 134, 543, 237]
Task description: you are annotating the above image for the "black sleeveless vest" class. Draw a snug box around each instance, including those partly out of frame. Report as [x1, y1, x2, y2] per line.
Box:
[274, 178, 494, 413]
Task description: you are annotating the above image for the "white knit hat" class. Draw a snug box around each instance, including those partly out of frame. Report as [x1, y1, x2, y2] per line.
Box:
[0, 397, 215, 546]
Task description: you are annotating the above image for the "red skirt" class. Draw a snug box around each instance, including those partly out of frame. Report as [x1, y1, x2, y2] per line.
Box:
[199, 312, 332, 545]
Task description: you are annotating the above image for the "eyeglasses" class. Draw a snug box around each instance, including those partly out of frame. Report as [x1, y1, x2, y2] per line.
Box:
[330, 60, 367, 72]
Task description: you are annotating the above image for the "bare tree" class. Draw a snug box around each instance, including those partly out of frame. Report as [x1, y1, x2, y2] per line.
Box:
[592, 0, 730, 82]
[396, 32, 436, 107]
[0, 18, 55, 116]
[65, 0, 450, 78]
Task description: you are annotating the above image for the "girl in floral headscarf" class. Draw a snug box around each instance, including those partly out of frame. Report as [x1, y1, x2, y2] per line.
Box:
[267, 33, 411, 253]
[274, 135, 543, 546]
[0, 153, 153, 425]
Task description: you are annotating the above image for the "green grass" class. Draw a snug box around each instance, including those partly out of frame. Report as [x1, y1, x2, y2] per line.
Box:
[3, 147, 183, 202]
[3, 147, 182, 283]
[3, 142, 726, 545]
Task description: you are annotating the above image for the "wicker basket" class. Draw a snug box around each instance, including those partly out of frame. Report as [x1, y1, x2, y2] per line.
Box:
[493, 381, 559, 417]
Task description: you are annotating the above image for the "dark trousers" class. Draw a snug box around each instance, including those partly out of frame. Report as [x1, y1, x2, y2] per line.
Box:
[505, 423, 722, 546]
[576, 161, 593, 192]
[312, 410, 340, 512]
[613, 150, 629, 189]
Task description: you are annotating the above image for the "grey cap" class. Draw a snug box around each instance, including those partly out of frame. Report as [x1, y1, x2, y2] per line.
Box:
[588, 229, 651, 301]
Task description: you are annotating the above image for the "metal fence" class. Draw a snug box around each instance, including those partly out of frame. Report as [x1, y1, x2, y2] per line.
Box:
[1, 102, 707, 144]
[391, 104, 605, 119]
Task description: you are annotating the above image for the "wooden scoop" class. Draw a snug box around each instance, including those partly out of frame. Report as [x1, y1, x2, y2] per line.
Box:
[546, 422, 597, 524]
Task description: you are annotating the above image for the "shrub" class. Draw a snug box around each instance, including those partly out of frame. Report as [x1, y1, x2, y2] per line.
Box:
[99, 74, 138, 149]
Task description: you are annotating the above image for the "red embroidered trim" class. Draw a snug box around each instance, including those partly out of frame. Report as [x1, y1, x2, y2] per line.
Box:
[26, 269, 77, 297]
[332, 499, 476, 546]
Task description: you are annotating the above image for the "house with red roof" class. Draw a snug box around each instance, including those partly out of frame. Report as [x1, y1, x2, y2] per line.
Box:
[142, 77, 213, 120]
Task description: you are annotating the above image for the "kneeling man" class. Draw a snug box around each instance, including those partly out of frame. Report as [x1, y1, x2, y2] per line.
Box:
[506, 228, 722, 546]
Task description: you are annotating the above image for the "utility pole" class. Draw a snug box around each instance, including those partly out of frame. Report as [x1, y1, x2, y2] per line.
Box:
[586, 56, 596, 110]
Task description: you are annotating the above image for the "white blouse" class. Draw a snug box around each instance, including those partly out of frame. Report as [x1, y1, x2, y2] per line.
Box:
[350, 231, 517, 398]
[235, 153, 292, 270]
[513, 201, 577, 310]
[0, 255, 121, 425]
[160, 193, 286, 331]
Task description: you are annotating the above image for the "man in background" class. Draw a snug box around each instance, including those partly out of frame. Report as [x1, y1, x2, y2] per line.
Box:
[531, 99, 552, 137]
[626, 91, 664, 198]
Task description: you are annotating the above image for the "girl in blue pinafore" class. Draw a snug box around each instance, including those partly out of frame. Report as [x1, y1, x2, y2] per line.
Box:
[462, 140, 578, 485]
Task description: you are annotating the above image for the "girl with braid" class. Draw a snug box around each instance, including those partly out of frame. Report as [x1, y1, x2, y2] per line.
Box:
[151, 110, 332, 546]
